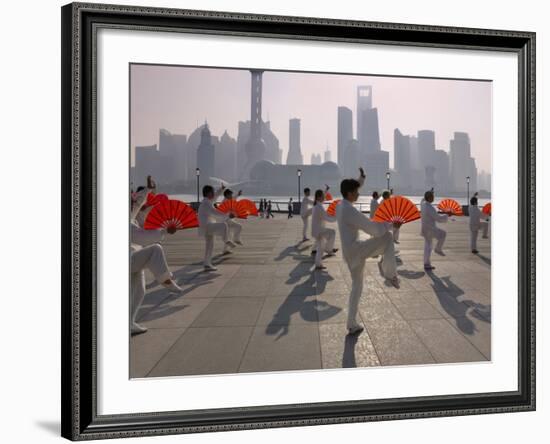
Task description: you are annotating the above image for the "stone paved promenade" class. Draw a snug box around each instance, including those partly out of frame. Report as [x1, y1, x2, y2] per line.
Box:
[131, 215, 491, 378]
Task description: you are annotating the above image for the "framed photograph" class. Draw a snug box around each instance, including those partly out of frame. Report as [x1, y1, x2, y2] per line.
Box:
[61, 2, 535, 440]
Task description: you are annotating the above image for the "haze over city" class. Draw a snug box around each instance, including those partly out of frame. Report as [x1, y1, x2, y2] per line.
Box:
[130, 64, 492, 196]
[131, 64, 491, 172]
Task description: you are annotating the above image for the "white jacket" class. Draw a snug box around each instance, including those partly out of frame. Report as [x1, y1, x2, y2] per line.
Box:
[336, 199, 389, 269]
[130, 188, 166, 253]
[468, 205, 484, 230]
[420, 200, 448, 238]
[198, 188, 227, 237]
[370, 198, 380, 219]
[300, 196, 314, 218]
[311, 203, 336, 238]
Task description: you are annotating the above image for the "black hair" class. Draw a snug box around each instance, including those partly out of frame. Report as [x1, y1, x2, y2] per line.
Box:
[340, 178, 361, 199]
[372, 191, 379, 199]
[314, 189, 324, 204]
[223, 189, 233, 199]
[382, 190, 391, 199]
[424, 190, 434, 201]
[470, 196, 478, 205]
[304, 187, 310, 194]
[136, 186, 145, 192]
[202, 185, 214, 197]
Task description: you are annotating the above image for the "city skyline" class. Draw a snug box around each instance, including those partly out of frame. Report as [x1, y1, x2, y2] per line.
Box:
[130, 64, 492, 172]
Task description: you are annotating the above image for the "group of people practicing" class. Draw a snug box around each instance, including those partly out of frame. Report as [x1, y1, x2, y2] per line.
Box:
[129, 169, 490, 337]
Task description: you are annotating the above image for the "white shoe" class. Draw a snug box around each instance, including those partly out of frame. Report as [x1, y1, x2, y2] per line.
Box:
[163, 280, 183, 292]
[225, 240, 236, 248]
[131, 322, 148, 335]
[204, 264, 218, 272]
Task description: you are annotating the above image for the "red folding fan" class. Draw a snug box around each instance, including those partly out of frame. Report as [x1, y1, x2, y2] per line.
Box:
[238, 199, 259, 216]
[146, 192, 169, 207]
[326, 199, 341, 217]
[482, 202, 492, 216]
[324, 191, 333, 202]
[144, 199, 198, 230]
[373, 196, 420, 224]
[217, 199, 250, 219]
[437, 198, 463, 216]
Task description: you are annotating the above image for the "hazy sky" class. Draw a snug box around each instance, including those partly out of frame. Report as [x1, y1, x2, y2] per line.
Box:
[130, 64, 492, 172]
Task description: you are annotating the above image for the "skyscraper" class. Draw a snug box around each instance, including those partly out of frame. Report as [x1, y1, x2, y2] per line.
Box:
[343, 139, 360, 178]
[324, 146, 332, 163]
[394, 128, 411, 189]
[286, 118, 303, 164]
[417, 130, 436, 168]
[356, 85, 373, 147]
[215, 130, 238, 182]
[450, 131, 475, 192]
[243, 70, 267, 178]
[311, 153, 322, 165]
[197, 123, 215, 180]
[337, 106, 353, 169]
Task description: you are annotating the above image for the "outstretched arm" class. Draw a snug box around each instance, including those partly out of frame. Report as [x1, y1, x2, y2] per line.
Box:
[358, 167, 366, 188]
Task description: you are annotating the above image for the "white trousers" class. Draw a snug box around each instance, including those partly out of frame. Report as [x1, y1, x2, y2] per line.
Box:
[393, 226, 400, 241]
[301, 215, 310, 239]
[470, 222, 489, 250]
[130, 244, 172, 324]
[314, 228, 336, 267]
[346, 231, 396, 329]
[204, 222, 229, 266]
[227, 218, 242, 243]
[423, 228, 446, 265]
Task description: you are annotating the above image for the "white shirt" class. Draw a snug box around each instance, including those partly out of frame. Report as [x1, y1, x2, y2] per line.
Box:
[198, 188, 227, 236]
[420, 200, 448, 238]
[336, 199, 389, 269]
[311, 203, 336, 238]
[370, 198, 380, 219]
[468, 204, 483, 230]
[300, 196, 314, 218]
[130, 188, 165, 252]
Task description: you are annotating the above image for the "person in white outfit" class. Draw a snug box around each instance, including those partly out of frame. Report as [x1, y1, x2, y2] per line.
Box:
[468, 196, 489, 254]
[336, 168, 401, 335]
[198, 184, 236, 271]
[420, 190, 448, 270]
[381, 190, 400, 243]
[311, 189, 338, 270]
[300, 188, 314, 241]
[222, 188, 243, 245]
[130, 187, 182, 335]
[370, 191, 380, 219]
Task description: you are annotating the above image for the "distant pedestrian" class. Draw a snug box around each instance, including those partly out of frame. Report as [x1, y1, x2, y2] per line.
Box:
[267, 200, 274, 218]
[259, 199, 265, 218]
[287, 198, 293, 218]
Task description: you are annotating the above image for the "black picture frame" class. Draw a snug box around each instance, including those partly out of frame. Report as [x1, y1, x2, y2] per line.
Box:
[61, 2, 536, 440]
